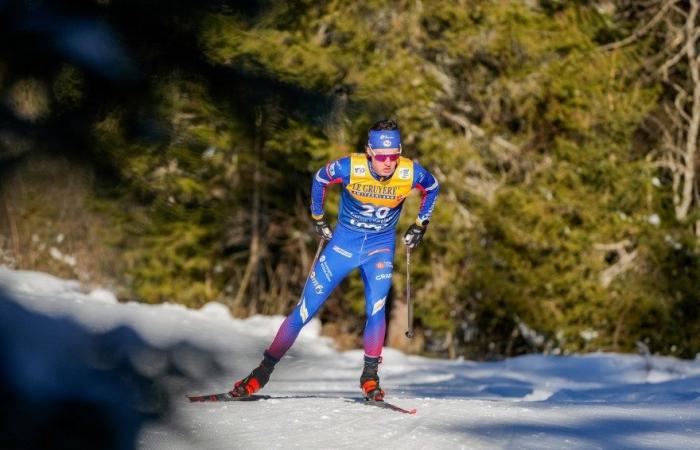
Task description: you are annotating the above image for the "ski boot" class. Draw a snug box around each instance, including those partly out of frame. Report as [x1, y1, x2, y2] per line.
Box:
[230, 353, 278, 397]
[360, 355, 385, 401]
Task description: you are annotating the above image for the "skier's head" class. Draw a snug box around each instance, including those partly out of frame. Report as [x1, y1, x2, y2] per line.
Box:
[366, 119, 401, 177]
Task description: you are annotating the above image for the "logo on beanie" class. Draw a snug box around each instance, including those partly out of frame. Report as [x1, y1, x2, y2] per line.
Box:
[369, 130, 400, 149]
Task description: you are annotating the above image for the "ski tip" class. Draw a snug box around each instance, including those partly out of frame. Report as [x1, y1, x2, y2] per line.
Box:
[363, 399, 417, 415]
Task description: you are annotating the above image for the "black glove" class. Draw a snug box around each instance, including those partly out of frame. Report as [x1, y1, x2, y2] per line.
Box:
[403, 223, 427, 248]
[313, 217, 333, 241]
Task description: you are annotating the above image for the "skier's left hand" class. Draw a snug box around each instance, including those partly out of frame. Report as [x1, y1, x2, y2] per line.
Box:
[403, 223, 426, 248]
[313, 217, 333, 241]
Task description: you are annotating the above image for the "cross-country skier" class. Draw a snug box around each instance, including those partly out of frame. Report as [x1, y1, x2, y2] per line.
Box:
[231, 119, 439, 401]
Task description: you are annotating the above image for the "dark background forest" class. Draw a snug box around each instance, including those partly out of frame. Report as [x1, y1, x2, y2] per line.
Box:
[2, 0, 700, 360]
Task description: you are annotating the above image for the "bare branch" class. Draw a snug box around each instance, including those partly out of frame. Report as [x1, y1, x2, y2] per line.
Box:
[441, 110, 485, 139]
[594, 239, 639, 288]
[599, 0, 675, 51]
[593, 239, 633, 252]
[440, 110, 519, 155]
[658, 28, 700, 78]
[674, 0, 700, 220]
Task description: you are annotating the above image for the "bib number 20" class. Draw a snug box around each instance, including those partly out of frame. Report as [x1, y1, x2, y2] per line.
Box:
[360, 205, 390, 219]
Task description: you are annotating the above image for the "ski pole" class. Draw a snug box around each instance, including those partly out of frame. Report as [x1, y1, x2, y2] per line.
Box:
[298, 238, 326, 301]
[310, 238, 325, 271]
[405, 246, 414, 339]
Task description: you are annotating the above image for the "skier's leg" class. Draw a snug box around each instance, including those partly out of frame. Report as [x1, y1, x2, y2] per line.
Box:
[358, 253, 394, 400]
[359, 257, 394, 358]
[265, 238, 357, 360]
[232, 242, 356, 396]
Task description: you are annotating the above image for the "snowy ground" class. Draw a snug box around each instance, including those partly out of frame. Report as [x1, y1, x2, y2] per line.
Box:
[2, 267, 700, 449]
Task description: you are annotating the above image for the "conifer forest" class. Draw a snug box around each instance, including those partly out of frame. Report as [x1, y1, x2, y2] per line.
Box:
[2, 0, 700, 359]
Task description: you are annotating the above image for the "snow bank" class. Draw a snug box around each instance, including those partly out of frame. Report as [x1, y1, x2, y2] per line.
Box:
[3, 267, 700, 449]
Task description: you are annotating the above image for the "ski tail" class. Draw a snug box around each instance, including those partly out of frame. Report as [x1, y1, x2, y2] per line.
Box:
[187, 392, 270, 402]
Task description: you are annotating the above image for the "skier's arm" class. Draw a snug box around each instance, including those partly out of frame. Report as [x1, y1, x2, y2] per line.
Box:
[310, 157, 349, 219]
[412, 161, 440, 226]
[404, 162, 439, 248]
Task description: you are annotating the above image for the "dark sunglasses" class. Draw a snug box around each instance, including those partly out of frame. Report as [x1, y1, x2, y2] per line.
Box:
[373, 153, 400, 162]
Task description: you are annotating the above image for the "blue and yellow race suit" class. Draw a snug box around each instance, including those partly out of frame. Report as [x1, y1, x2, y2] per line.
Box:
[266, 153, 439, 360]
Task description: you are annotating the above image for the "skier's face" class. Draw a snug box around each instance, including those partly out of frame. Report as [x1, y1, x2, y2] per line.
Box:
[367, 147, 400, 177]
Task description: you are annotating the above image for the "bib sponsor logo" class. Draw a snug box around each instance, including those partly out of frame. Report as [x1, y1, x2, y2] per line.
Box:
[349, 218, 383, 231]
[332, 245, 352, 258]
[375, 261, 393, 269]
[353, 166, 366, 176]
[399, 168, 411, 180]
[320, 260, 333, 282]
[310, 271, 324, 294]
[348, 182, 398, 200]
[299, 297, 309, 322]
[371, 296, 387, 316]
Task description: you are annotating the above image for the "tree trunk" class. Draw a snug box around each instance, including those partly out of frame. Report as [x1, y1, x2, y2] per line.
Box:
[3, 191, 21, 267]
[232, 111, 264, 314]
[674, 0, 700, 221]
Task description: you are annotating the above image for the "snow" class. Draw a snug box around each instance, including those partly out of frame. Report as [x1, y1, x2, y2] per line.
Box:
[2, 266, 700, 449]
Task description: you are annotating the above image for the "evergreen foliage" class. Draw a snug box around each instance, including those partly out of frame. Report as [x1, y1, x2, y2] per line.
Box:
[1, 0, 699, 359]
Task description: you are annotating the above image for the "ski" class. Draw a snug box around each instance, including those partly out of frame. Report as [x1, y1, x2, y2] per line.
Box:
[187, 392, 417, 414]
[187, 392, 271, 402]
[364, 399, 417, 415]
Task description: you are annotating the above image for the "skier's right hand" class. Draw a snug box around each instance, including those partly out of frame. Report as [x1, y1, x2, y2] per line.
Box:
[313, 217, 333, 241]
[403, 223, 426, 248]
